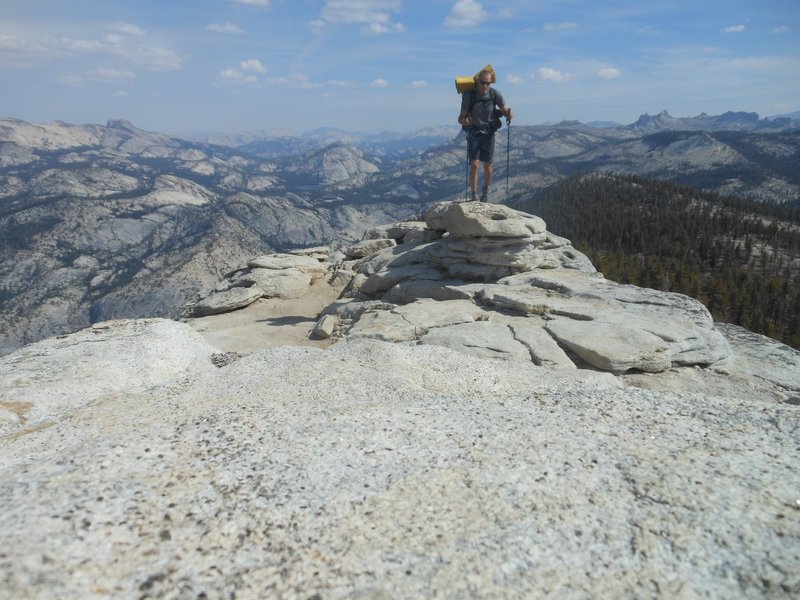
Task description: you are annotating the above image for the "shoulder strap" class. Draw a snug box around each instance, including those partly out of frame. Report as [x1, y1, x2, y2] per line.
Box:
[467, 89, 477, 113]
[467, 87, 497, 113]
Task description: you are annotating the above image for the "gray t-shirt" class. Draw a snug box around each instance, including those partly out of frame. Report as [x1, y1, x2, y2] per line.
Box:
[460, 88, 505, 130]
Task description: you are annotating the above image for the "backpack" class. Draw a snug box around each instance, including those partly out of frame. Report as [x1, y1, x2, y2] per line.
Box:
[466, 88, 503, 133]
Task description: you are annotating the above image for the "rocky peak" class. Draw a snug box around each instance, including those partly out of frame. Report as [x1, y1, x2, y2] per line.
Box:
[313, 201, 733, 374]
[106, 118, 142, 132]
[2, 199, 798, 599]
[289, 141, 380, 187]
[180, 199, 800, 386]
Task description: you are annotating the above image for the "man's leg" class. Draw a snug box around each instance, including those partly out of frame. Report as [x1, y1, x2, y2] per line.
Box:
[481, 161, 493, 201]
[470, 160, 480, 200]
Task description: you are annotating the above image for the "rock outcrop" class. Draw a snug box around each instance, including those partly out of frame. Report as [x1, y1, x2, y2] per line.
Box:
[2, 200, 799, 598]
[1, 319, 798, 598]
[321, 201, 731, 374]
[187, 248, 332, 317]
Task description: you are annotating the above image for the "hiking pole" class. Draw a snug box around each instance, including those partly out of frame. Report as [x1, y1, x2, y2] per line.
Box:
[465, 130, 470, 202]
[506, 121, 511, 203]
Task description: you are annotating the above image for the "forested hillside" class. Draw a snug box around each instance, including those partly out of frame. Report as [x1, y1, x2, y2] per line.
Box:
[513, 174, 800, 349]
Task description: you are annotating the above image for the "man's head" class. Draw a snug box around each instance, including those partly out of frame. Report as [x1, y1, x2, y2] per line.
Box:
[477, 70, 493, 90]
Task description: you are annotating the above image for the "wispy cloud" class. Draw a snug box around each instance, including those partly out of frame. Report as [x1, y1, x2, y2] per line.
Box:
[411, 80, 428, 88]
[317, 0, 404, 34]
[723, 25, 746, 33]
[363, 22, 406, 34]
[597, 67, 621, 80]
[444, 0, 487, 28]
[206, 23, 246, 35]
[0, 27, 182, 71]
[371, 78, 389, 88]
[506, 74, 523, 84]
[220, 68, 258, 85]
[91, 67, 136, 82]
[772, 25, 789, 34]
[264, 73, 322, 89]
[104, 22, 146, 36]
[133, 47, 182, 71]
[232, 0, 271, 7]
[52, 66, 137, 88]
[240, 59, 266, 73]
[533, 67, 574, 83]
[220, 59, 267, 85]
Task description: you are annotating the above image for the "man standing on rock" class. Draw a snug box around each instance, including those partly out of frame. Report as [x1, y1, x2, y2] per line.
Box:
[458, 69, 513, 202]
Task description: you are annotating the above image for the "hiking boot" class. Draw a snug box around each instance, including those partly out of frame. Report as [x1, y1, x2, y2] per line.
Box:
[471, 193, 479, 202]
[480, 187, 489, 202]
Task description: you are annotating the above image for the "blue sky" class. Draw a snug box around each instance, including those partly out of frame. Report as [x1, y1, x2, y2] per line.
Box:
[1, 0, 798, 134]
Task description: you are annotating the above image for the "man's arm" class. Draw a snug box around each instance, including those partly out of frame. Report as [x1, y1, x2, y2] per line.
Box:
[458, 92, 472, 127]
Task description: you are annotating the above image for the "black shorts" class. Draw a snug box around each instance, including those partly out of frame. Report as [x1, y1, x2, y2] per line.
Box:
[467, 130, 495, 163]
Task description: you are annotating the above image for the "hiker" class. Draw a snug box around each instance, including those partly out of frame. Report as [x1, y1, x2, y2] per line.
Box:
[458, 69, 513, 202]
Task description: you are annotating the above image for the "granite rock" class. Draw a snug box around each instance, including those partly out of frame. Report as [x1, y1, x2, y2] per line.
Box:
[0, 325, 797, 598]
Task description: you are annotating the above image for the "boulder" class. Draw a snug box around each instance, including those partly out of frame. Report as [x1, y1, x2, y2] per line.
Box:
[426, 201, 546, 240]
[332, 201, 732, 375]
[288, 245, 330, 261]
[248, 252, 328, 280]
[189, 285, 263, 316]
[363, 221, 429, 241]
[240, 268, 312, 299]
[545, 319, 672, 373]
[311, 314, 337, 340]
[714, 323, 800, 391]
[0, 319, 217, 434]
[345, 238, 397, 259]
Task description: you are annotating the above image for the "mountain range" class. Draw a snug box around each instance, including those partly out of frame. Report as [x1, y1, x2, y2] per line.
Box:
[1, 110, 799, 354]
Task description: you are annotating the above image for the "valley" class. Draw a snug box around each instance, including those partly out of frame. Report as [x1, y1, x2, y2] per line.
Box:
[1, 111, 798, 355]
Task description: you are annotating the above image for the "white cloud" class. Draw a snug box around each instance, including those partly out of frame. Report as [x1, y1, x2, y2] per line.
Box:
[232, 0, 271, 7]
[362, 22, 406, 34]
[136, 47, 182, 71]
[772, 26, 789, 34]
[240, 59, 266, 73]
[91, 67, 136, 81]
[318, 0, 404, 33]
[206, 23, 246, 35]
[264, 73, 321, 89]
[104, 22, 146, 36]
[1, 30, 183, 71]
[597, 67, 621, 80]
[411, 80, 428, 88]
[506, 74, 523, 84]
[371, 78, 389, 88]
[723, 25, 746, 33]
[220, 69, 258, 85]
[544, 22, 577, 32]
[291, 73, 321, 88]
[445, 0, 487, 28]
[533, 67, 574, 83]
